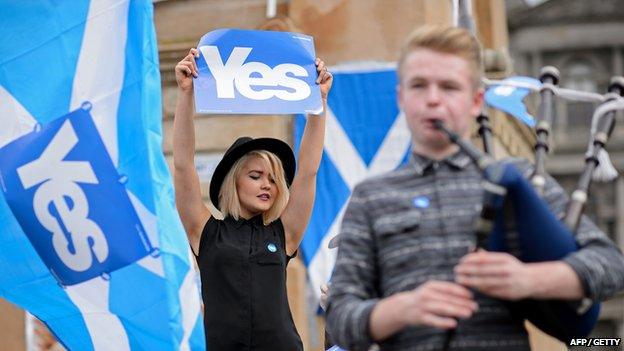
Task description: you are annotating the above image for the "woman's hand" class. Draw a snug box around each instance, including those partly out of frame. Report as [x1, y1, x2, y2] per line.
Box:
[175, 48, 199, 92]
[315, 57, 333, 101]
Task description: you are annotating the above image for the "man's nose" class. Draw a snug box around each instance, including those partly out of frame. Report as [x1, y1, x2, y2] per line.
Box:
[425, 86, 441, 105]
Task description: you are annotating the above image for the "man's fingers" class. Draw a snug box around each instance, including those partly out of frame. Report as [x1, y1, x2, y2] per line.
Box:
[427, 280, 474, 299]
[455, 262, 510, 277]
[420, 314, 457, 329]
[456, 274, 506, 291]
[426, 301, 475, 319]
[460, 251, 514, 264]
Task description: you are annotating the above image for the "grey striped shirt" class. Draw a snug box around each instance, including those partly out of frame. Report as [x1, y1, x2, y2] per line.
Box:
[326, 151, 624, 351]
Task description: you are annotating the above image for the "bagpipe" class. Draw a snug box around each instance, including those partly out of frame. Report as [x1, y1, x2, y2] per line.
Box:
[437, 69, 624, 342]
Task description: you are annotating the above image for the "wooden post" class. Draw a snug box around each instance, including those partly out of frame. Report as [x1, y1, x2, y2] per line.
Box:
[0, 299, 25, 350]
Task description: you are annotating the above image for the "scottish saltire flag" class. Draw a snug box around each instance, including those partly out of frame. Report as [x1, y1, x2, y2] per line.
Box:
[0, 107, 156, 286]
[194, 29, 323, 115]
[0, 1, 204, 350]
[294, 64, 412, 304]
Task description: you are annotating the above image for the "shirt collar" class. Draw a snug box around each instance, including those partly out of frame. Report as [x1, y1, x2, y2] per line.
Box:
[409, 149, 472, 175]
[225, 214, 265, 228]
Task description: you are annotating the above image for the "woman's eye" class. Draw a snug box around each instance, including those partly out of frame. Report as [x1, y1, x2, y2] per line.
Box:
[250, 175, 260, 180]
[269, 178, 276, 184]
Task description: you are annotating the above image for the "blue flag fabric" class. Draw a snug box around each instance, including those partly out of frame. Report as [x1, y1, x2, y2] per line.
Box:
[194, 28, 323, 115]
[485, 76, 542, 127]
[0, 1, 204, 350]
[294, 64, 412, 304]
[0, 107, 155, 286]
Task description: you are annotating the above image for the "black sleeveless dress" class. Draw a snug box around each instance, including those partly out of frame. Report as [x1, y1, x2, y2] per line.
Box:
[195, 215, 303, 351]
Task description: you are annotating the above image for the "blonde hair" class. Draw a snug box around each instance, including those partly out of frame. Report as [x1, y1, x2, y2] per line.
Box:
[398, 25, 483, 88]
[218, 150, 290, 225]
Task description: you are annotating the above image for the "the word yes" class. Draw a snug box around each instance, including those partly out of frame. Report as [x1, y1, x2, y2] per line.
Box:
[17, 120, 108, 272]
[200, 45, 311, 101]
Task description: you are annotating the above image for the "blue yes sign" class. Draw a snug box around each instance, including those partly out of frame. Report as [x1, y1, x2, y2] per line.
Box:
[0, 105, 154, 285]
[194, 28, 323, 115]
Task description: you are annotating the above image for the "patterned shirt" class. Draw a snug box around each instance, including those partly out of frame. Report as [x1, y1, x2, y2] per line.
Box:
[326, 151, 624, 351]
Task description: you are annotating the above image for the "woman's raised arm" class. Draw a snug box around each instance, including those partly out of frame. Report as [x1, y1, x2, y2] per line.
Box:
[172, 48, 211, 255]
[281, 58, 332, 255]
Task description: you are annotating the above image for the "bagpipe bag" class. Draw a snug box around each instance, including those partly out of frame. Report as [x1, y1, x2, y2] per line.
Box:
[483, 161, 600, 342]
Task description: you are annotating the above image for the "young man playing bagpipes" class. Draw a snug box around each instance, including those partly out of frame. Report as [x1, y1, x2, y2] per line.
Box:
[325, 25, 624, 351]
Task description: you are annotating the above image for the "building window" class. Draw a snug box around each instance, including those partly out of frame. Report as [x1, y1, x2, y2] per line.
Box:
[563, 60, 598, 128]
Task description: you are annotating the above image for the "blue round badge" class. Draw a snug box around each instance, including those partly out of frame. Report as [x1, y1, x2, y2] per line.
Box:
[413, 196, 430, 208]
[267, 243, 277, 253]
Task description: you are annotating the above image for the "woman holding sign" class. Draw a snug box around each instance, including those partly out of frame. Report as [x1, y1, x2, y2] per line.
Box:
[172, 47, 332, 351]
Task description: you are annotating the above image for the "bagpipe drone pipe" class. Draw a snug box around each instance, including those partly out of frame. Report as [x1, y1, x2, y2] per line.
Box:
[436, 71, 624, 342]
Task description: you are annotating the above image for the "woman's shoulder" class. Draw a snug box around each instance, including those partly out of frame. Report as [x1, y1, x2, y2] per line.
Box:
[269, 217, 285, 231]
[197, 215, 223, 255]
[203, 214, 221, 229]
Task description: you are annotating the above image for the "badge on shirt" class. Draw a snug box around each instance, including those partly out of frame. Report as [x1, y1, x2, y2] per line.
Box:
[412, 195, 430, 209]
[267, 243, 278, 253]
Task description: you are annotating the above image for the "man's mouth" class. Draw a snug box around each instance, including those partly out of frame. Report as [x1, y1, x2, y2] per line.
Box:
[424, 118, 445, 128]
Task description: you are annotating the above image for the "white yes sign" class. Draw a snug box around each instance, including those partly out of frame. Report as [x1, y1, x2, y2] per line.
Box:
[199, 45, 311, 101]
[17, 120, 108, 272]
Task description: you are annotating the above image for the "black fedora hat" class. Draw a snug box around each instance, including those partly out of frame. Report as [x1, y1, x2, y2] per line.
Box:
[209, 137, 296, 209]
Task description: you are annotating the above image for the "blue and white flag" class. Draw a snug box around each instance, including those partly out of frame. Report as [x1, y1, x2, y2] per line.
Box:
[0, 1, 204, 350]
[485, 76, 542, 127]
[194, 28, 323, 115]
[294, 64, 412, 304]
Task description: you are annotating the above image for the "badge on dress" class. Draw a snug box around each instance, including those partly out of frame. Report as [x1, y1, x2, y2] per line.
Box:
[267, 243, 278, 253]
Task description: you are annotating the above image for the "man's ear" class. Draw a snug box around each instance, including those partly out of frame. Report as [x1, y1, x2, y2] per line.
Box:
[471, 87, 485, 118]
[397, 84, 404, 110]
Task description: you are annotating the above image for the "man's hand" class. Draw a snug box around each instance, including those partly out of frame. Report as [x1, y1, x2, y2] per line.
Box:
[454, 250, 533, 300]
[399, 280, 479, 329]
[370, 280, 478, 341]
[320, 283, 330, 310]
